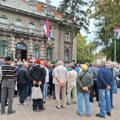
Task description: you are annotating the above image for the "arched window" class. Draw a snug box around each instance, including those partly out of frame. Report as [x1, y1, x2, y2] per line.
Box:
[46, 47, 53, 61]
[0, 40, 8, 57]
[16, 43, 27, 50]
[34, 44, 40, 59]
[64, 49, 69, 62]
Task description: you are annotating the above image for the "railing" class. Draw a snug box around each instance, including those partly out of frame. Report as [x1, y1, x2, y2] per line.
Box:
[0, 22, 45, 36]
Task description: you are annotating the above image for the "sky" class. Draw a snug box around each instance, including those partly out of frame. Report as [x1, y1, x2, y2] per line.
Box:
[39, 0, 62, 7]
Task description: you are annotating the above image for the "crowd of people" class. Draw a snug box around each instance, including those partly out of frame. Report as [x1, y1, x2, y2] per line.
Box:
[0, 56, 120, 118]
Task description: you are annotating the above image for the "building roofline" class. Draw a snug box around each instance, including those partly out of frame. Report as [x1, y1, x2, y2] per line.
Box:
[36, 0, 56, 9]
[0, 4, 61, 24]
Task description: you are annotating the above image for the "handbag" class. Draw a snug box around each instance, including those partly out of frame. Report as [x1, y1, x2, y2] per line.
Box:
[31, 85, 43, 99]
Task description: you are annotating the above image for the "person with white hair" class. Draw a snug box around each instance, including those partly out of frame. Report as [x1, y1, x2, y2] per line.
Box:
[53, 60, 68, 109]
[96, 61, 113, 118]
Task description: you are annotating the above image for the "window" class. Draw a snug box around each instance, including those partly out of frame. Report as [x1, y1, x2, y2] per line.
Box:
[29, 23, 35, 33]
[0, 17, 8, 28]
[15, 19, 22, 31]
[46, 47, 53, 61]
[65, 34, 69, 42]
[0, 17, 8, 23]
[15, 20, 22, 26]
[34, 44, 40, 58]
[64, 50, 69, 62]
[0, 40, 8, 57]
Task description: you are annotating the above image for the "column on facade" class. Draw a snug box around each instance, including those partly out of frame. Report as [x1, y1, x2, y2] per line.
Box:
[57, 29, 64, 61]
[52, 27, 59, 61]
[40, 40, 46, 60]
[72, 36, 77, 62]
[9, 33, 16, 59]
[27, 38, 33, 59]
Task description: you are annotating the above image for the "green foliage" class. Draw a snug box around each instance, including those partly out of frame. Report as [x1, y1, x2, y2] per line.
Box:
[89, 0, 120, 61]
[102, 40, 120, 63]
[58, 0, 89, 34]
[77, 33, 94, 63]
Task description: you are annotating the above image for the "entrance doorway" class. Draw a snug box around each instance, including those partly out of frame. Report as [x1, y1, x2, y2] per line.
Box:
[16, 43, 27, 60]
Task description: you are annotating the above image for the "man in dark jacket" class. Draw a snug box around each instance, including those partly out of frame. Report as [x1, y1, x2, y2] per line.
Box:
[96, 62, 113, 118]
[29, 59, 46, 112]
[17, 62, 29, 105]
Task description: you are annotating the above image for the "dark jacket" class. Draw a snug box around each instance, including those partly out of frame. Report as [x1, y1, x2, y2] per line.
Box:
[97, 66, 113, 89]
[77, 71, 93, 93]
[29, 65, 46, 84]
[17, 67, 29, 84]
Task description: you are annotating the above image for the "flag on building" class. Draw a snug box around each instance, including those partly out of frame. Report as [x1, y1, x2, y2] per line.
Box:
[44, 19, 51, 40]
[114, 26, 120, 39]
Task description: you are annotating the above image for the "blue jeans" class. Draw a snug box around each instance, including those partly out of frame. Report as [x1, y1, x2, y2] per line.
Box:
[99, 89, 111, 116]
[112, 79, 117, 94]
[0, 83, 1, 103]
[77, 92, 90, 116]
[19, 84, 29, 103]
[43, 82, 49, 101]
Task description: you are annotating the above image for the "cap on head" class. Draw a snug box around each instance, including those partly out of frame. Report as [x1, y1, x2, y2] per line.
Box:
[82, 64, 88, 71]
[5, 56, 12, 61]
[35, 59, 41, 64]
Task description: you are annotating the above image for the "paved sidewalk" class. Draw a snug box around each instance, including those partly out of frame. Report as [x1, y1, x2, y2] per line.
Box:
[1, 90, 120, 120]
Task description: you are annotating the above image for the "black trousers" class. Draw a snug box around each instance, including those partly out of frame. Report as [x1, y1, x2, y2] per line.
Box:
[32, 84, 44, 110]
[90, 80, 99, 102]
[49, 81, 55, 96]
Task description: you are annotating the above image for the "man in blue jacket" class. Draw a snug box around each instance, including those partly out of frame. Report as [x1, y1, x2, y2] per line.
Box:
[96, 62, 113, 118]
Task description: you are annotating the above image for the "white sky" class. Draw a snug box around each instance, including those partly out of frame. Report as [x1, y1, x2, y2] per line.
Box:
[38, 0, 62, 7]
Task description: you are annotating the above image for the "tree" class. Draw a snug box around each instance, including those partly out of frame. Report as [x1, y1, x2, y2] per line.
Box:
[89, 0, 120, 61]
[58, 0, 89, 33]
[58, 0, 90, 62]
[77, 33, 94, 63]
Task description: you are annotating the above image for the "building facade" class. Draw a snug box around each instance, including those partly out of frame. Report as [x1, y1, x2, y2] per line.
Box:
[0, 0, 77, 62]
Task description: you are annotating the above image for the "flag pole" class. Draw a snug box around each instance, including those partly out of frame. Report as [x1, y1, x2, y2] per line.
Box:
[114, 36, 116, 62]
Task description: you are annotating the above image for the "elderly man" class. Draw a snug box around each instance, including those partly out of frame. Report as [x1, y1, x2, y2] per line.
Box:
[53, 60, 68, 109]
[1, 56, 16, 115]
[96, 62, 113, 118]
[77, 64, 93, 117]
[67, 65, 77, 105]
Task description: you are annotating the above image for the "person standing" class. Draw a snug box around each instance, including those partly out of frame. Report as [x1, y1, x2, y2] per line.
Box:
[43, 62, 49, 103]
[29, 59, 46, 112]
[1, 56, 16, 115]
[96, 62, 113, 118]
[53, 60, 68, 109]
[17, 62, 29, 105]
[77, 64, 93, 117]
[48, 64, 55, 98]
[0, 58, 3, 103]
[89, 63, 99, 102]
[67, 65, 77, 105]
